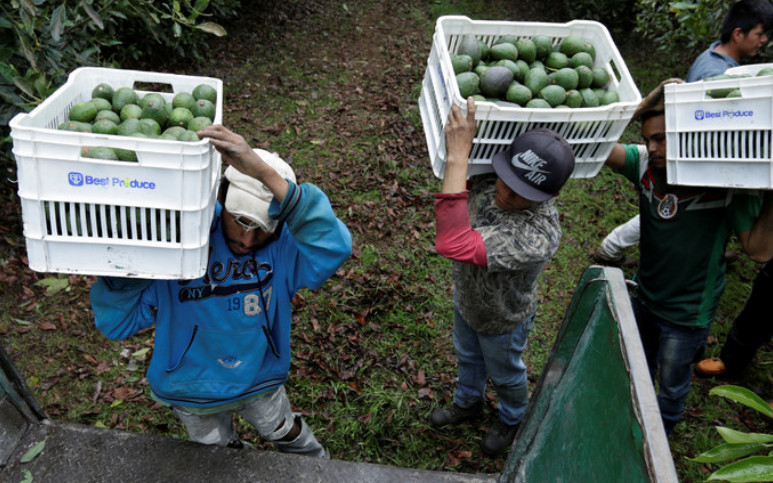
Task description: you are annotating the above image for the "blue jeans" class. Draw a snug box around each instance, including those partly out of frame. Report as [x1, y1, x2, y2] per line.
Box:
[632, 297, 710, 435]
[452, 306, 535, 426]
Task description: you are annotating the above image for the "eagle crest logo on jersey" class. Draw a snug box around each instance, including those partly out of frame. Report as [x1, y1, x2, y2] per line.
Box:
[657, 193, 679, 219]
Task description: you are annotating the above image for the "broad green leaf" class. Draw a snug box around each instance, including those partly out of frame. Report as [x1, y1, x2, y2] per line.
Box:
[708, 456, 773, 482]
[13, 318, 33, 326]
[190, 0, 209, 20]
[13, 76, 35, 98]
[132, 347, 150, 358]
[173, 22, 182, 38]
[19, 0, 37, 16]
[0, 16, 13, 29]
[33, 75, 48, 97]
[669, 2, 699, 11]
[711, 385, 773, 419]
[34, 277, 70, 296]
[94, 421, 106, 428]
[0, 62, 18, 83]
[19, 469, 33, 483]
[194, 22, 226, 37]
[110, 399, 124, 408]
[691, 443, 768, 463]
[16, 35, 37, 71]
[718, 426, 773, 444]
[80, 1, 104, 29]
[49, 5, 64, 41]
[20, 439, 46, 463]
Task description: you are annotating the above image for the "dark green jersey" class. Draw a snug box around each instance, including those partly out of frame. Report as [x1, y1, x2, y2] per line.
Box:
[620, 145, 760, 328]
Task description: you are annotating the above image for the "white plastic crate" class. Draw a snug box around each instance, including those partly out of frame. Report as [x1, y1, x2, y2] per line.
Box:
[419, 16, 641, 179]
[9, 67, 223, 279]
[664, 66, 773, 189]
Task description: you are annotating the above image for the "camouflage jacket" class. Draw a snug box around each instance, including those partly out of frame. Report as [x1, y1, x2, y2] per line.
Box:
[453, 174, 562, 335]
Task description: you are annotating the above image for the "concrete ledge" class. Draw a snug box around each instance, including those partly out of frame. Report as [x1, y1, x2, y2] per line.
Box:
[1, 419, 497, 483]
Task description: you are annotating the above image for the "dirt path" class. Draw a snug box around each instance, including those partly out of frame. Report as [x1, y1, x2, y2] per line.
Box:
[171, 0, 564, 249]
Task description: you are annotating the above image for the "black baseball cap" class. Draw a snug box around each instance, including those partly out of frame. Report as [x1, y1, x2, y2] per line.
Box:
[492, 128, 575, 202]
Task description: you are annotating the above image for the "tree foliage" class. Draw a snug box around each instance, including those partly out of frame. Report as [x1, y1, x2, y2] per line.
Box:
[563, 0, 639, 38]
[0, 0, 240, 157]
[634, 0, 733, 66]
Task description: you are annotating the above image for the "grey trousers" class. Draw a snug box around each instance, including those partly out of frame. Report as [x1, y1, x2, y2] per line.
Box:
[172, 386, 327, 458]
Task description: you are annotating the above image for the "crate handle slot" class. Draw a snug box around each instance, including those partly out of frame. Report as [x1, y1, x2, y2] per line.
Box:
[608, 58, 623, 86]
[132, 81, 175, 94]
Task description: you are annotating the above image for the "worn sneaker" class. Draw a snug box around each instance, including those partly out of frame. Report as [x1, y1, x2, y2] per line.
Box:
[429, 402, 483, 428]
[695, 357, 727, 377]
[481, 419, 519, 456]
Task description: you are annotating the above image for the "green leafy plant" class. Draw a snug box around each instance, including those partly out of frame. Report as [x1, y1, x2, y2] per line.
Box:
[0, 0, 240, 164]
[691, 385, 773, 482]
[564, 0, 639, 38]
[634, 0, 730, 66]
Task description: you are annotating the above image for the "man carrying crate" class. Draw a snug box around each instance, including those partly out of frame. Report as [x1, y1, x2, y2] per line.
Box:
[594, 0, 773, 265]
[688, 0, 773, 381]
[603, 80, 773, 435]
[90, 125, 352, 456]
[429, 98, 575, 456]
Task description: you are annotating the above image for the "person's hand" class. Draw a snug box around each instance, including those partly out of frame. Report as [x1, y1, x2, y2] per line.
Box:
[197, 124, 265, 176]
[198, 124, 289, 201]
[444, 97, 476, 167]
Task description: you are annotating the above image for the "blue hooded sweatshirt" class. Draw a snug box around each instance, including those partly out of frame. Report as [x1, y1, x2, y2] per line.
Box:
[90, 181, 352, 408]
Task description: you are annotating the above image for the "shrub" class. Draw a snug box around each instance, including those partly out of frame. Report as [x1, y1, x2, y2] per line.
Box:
[634, 0, 734, 66]
[691, 385, 773, 482]
[563, 0, 639, 38]
[0, 0, 240, 159]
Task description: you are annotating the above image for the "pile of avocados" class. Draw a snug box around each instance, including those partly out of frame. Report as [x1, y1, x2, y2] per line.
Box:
[703, 66, 773, 98]
[451, 33, 619, 109]
[60, 82, 218, 162]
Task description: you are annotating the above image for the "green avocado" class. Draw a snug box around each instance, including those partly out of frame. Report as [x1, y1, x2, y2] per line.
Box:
[456, 71, 480, 99]
[112, 87, 139, 113]
[539, 85, 567, 107]
[524, 68, 549, 96]
[506, 83, 532, 106]
[515, 38, 536, 64]
[69, 101, 97, 123]
[549, 67, 579, 90]
[489, 43, 518, 62]
[451, 54, 474, 74]
[457, 35, 482, 65]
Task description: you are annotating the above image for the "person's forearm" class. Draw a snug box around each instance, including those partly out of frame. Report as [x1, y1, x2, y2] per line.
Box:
[242, 152, 290, 202]
[441, 154, 469, 193]
[742, 192, 773, 262]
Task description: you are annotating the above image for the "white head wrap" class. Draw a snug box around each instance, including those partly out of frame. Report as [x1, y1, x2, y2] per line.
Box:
[224, 149, 295, 233]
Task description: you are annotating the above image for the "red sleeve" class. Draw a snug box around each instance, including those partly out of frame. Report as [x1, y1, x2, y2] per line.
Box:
[434, 192, 488, 266]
